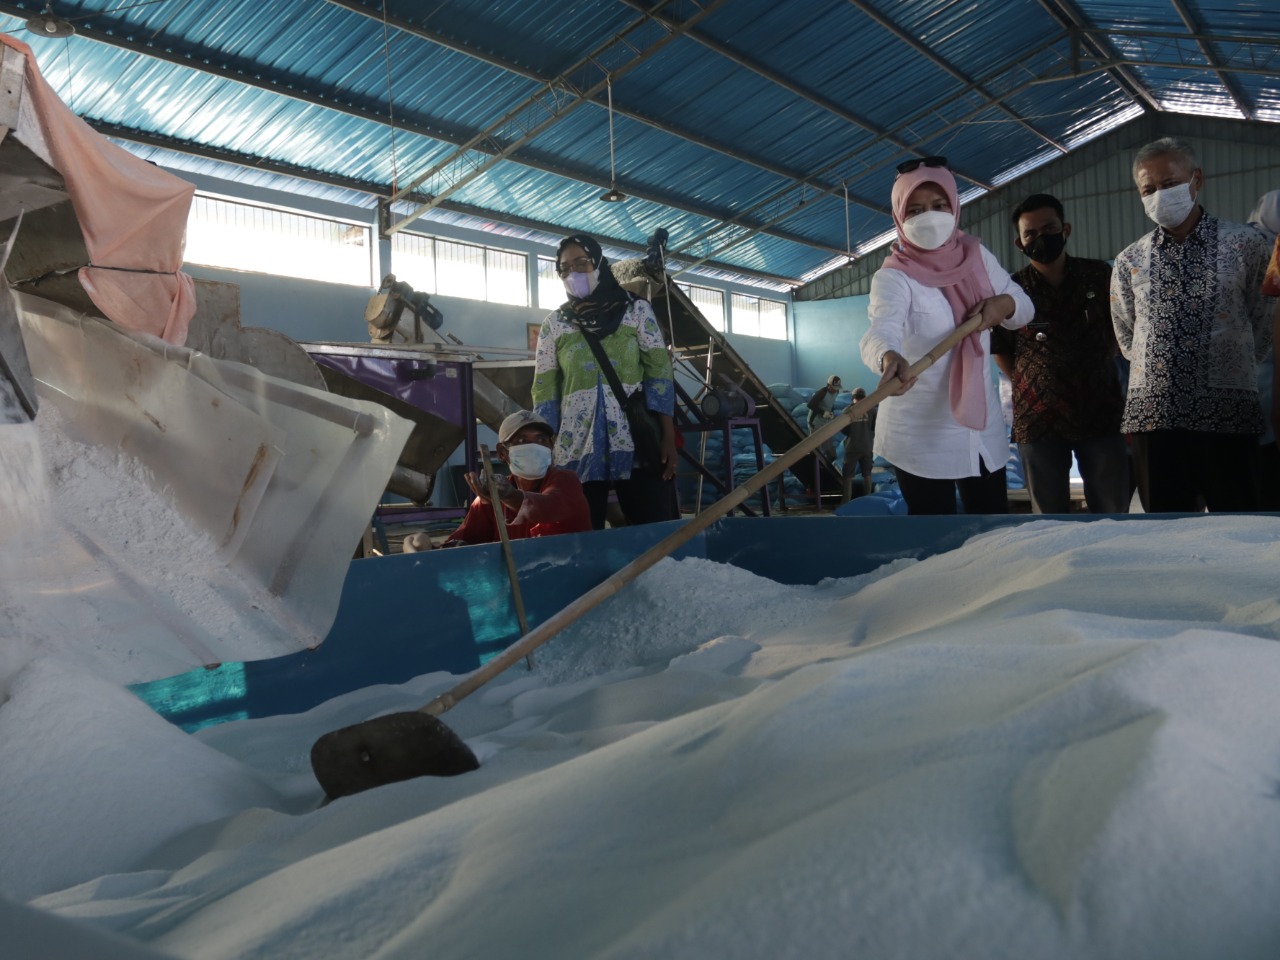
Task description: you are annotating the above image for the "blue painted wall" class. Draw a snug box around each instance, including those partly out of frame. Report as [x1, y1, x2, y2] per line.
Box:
[791, 295, 876, 393]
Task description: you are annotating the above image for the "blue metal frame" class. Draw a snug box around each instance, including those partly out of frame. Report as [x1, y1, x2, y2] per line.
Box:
[131, 513, 1185, 731]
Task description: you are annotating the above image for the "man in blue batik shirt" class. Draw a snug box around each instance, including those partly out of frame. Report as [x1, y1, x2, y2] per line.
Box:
[1111, 137, 1273, 512]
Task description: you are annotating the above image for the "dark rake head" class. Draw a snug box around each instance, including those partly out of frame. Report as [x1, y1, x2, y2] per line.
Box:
[311, 711, 480, 799]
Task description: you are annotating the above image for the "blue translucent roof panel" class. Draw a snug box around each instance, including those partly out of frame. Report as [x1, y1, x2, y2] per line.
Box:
[0, 0, 1276, 284]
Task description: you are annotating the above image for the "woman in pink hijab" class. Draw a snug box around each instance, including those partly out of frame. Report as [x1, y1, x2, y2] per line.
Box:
[859, 157, 1034, 514]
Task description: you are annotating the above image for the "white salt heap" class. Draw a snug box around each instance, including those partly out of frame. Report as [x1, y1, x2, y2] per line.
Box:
[2, 409, 1280, 959]
[0, 405, 316, 694]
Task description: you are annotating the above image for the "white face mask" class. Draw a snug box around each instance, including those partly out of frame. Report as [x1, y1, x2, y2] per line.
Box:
[564, 268, 599, 299]
[506, 443, 553, 480]
[901, 210, 955, 250]
[1142, 181, 1198, 229]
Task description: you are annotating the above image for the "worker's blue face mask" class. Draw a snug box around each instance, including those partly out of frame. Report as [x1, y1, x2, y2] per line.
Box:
[506, 442, 553, 480]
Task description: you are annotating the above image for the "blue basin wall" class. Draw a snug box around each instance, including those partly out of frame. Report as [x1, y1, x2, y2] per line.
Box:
[133, 514, 1166, 730]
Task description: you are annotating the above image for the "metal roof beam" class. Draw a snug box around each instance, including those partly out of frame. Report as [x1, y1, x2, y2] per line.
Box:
[667, 35, 1096, 278]
[614, 0, 993, 193]
[1027, 57, 1280, 85]
[845, 0, 1068, 156]
[1089, 26, 1280, 48]
[0, 2, 469, 146]
[323, 0, 885, 215]
[1037, 0, 1162, 112]
[85, 119, 802, 288]
[820, 33, 1071, 188]
[1166, 0, 1254, 120]
[384, 0, 733, 225]
[0, 3, 844, 264]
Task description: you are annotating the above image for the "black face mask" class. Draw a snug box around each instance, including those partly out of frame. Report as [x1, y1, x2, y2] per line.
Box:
[1022, 232, 1067, 264]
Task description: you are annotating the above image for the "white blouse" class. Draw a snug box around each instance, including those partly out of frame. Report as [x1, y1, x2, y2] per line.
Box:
[859, 245, 1033, 479]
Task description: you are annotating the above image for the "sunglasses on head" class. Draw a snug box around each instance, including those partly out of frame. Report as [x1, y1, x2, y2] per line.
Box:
[895, 155, 948, 176]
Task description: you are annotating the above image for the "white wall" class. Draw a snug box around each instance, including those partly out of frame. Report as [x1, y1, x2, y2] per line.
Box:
[176, 167, 796, 372]
[184, 264, 549, 349]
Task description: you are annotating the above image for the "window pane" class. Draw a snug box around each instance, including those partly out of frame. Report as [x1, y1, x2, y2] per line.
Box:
[730, 293, 760, 337]
[435, 239, 485, 299]
[389, 232, 436, 294]
[537, 256, 563, 310]
[185, 194, 373, 287]
[676, 282, 725, 331]
[485, 248, 528, 306]
[758, 298, 788, 340]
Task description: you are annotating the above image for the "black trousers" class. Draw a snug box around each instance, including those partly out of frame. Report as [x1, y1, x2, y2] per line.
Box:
[893, 462, 1009, 515]
[1018, 435, 1131, 514]
[1129, 430, 1259, 513]
[582, 473, 680, 530]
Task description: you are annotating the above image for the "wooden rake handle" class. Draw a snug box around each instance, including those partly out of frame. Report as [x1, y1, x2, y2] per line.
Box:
[479, 444, 531, 636]
[422, 314, 986, 716]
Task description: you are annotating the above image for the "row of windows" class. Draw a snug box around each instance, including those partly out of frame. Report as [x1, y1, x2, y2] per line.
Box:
[184, 194, 788, 339]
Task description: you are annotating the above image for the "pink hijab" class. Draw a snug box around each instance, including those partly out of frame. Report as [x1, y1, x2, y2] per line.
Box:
[881, 165, 993, 430]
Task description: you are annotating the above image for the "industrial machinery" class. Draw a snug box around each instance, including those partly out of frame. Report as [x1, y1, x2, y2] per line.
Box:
[365, 272, 443, 344]
[612, 232, 841, 507]
[0, 215, 36, 424]
[0, 39, 63, 425]
[301, 275, 534, 517]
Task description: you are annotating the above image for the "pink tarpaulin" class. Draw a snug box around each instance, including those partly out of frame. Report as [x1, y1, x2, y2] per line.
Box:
[1, 33, 196, 344]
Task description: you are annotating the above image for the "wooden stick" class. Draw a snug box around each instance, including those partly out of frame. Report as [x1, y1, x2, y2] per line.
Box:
[423, 315, 986, 716]
[479, 443, 534, 669]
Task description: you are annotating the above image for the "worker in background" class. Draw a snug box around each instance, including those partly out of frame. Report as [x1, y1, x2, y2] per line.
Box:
[807, 374, 843, 460]
[1271, 246, 1280, 458]
[532, 233, 679, 530]
[841, 387, 876, 502]
[404, 410, 591, 551]
[1111, 137, 1272, 512]
[991, 193, 1129, 514]
[1246, 190, 1280, 509]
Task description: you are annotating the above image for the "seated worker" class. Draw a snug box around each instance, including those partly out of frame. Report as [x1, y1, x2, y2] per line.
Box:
[407, 410, 591, 550]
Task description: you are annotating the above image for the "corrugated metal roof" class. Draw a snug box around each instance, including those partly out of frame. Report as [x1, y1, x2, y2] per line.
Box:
[0, 0, 1276, 285]
[794, 111, 1280, 299]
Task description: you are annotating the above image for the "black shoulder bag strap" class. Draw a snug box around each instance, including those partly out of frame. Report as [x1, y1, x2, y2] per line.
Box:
[579, 327, 631, 410]
[578, 327, 664, 473]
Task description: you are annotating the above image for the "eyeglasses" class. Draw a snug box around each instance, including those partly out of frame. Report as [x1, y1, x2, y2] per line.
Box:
[895, 155, 948, 176]
[505, 433, 554, 448]
[556, 257, 594, 277]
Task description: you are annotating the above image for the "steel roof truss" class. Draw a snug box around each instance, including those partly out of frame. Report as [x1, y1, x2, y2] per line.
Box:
[667, 33, 1070, 270]
[845, 0, 1067, 157]
[1037, 0, 1161, 112]
[384, 0, 732, 229]
[1165, 0, 1254, 119]
[613, 0, 993, 194]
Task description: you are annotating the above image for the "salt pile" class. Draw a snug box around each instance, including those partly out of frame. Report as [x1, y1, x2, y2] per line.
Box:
[2, 409, 1280, 959]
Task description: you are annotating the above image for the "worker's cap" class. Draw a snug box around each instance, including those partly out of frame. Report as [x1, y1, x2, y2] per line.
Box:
[498, 410, 554, 444]
[827, 375, 842, 387]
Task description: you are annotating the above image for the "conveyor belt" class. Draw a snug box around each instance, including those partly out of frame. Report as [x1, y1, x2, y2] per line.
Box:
[613, 259, 841, 496]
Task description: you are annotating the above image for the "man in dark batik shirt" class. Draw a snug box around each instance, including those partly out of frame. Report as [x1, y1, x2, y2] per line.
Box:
[1111, 137, 1273, 512]
[993, 193, 1129, 513]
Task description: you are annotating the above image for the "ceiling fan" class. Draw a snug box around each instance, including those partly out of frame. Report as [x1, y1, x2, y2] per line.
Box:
[22, 0, 167, 39]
